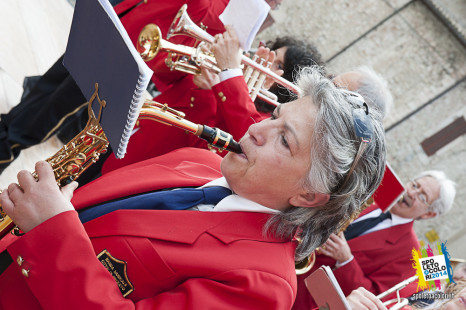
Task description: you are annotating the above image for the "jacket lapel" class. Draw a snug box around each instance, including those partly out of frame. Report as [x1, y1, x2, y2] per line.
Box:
[72, 148, 222, 210]
[84, 210, 281, 245]
[348, 221, 414, 252]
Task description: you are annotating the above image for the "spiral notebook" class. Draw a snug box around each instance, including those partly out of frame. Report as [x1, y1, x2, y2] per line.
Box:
[63, 0, 153, 158]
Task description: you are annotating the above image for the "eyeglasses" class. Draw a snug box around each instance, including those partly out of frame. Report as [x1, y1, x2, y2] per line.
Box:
[408, 179, 430, 207]
[341, 90, 374, 184]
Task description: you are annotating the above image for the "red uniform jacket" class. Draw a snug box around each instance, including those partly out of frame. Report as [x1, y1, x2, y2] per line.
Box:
[102, 76, 267, 173]
[0, 148, 297, 309]
[292, 211, 420, 309]
[115, 0, 230, 91]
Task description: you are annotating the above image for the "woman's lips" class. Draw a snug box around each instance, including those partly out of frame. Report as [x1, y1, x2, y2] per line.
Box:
[238, 143, 248, 160]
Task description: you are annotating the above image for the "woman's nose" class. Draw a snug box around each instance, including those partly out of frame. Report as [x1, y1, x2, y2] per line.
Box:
[247, 120, 272, 146]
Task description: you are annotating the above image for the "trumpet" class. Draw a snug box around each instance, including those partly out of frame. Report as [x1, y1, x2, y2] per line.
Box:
[137, 4, 301, 106]
[377, 275, 418, 310]
[167, 4, 300, 94]
[137, 24, 280, 106]
[137, 23, 219, 75]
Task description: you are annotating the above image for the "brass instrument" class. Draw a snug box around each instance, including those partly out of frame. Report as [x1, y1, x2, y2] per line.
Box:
[295, 250, 316, 275]
[377, 275, 418, 310]
[137, 23, 219, 75]
[137, 4, 301, 106]
[167, 5, 300, 93]
[0, 84, 109, 238]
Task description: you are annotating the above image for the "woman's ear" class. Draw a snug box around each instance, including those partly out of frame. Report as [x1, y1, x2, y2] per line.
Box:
[289, 192, 329, 208]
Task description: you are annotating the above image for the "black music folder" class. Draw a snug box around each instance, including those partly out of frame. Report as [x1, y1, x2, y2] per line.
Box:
[63, 0, 153, 158]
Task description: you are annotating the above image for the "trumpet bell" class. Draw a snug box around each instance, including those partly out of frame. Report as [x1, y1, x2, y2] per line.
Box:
[167, 3, 188, 39]
[167, 4, 215, 43]
[137, 24, 162, 62]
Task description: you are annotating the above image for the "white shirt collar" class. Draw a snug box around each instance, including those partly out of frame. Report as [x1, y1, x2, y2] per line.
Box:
[390, 212, 414, 225]
[356, 208, 413, 225]
[200, 177, 280, 214]
[353, 208, 413, 237]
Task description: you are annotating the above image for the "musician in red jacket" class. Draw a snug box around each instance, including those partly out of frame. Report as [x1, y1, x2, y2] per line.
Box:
[292, 170, 456, 309]
[0, 67, 386, 309]
[114, 0, 284, 91]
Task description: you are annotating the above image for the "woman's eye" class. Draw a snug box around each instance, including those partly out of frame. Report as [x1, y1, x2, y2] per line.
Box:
[281, 135, 289, 148]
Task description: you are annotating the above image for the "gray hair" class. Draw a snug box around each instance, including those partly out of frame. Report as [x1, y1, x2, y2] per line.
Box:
[415, 170, 456, 217]
[266, 67, 387, 261]
[353, 66, 393, 119]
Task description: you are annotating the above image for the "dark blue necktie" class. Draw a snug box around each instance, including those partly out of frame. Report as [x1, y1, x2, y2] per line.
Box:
[344, 212, 392, 240]
[79, 186, 232, 223]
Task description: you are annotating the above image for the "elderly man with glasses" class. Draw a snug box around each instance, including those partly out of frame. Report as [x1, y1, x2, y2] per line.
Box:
[293, 170, 456, 310]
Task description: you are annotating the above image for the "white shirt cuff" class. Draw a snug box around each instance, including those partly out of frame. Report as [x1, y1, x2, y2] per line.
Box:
[335, 256, 354, 268]
[217, 68, 243, 84]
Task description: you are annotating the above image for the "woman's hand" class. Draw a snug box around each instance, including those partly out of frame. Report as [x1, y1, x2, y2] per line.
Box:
[0, 161, 78, 233]
[254, 46, 284, 89]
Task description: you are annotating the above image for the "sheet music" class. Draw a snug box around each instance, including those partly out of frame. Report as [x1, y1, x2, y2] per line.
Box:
[219, 0, 270, 51]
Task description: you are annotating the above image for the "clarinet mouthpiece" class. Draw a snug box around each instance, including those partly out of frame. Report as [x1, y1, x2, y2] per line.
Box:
[199, 125, 243, 154]
[227, 140, 243, 154]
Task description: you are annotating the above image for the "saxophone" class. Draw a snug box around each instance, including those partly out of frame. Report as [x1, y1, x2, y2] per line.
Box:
[0, 85, 109, 238]
[0, 87, 242, 238]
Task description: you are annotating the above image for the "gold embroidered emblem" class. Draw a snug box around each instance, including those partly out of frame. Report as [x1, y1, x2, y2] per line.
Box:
[97, 249, 134, 297]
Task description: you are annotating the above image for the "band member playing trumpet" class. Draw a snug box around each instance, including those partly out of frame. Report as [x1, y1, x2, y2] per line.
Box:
[293, 170, 456, 310]
[0, 67, 386, 309]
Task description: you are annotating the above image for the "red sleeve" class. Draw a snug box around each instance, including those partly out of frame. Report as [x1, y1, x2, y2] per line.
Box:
[212, 76, 267, 141]
[332, 243, 419, 298]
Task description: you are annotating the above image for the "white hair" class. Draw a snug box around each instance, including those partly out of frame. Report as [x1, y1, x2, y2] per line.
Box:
[353, 66, 393, 119]
[415, 170, 456, 217]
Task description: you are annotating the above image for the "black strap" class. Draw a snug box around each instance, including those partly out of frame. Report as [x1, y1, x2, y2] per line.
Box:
[0, 250, 13, 275]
